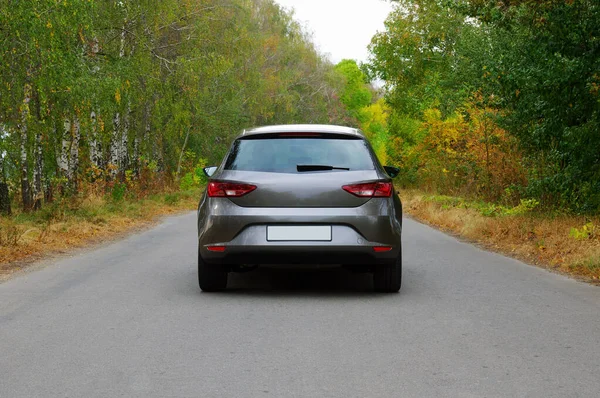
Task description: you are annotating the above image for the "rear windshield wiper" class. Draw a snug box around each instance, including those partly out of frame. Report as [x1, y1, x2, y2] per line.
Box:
[297, 164, 350, 172]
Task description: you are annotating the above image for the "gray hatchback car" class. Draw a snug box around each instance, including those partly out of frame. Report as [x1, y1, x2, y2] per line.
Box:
[197, 124, 403, 292]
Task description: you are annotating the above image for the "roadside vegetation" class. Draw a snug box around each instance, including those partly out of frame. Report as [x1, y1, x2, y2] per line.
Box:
[0, 181, 202, 278]
[362, 0, 600, 280]
[368, 0, 599, 212]
[0, 0, 357, 270]
[401, 190, 600, 282]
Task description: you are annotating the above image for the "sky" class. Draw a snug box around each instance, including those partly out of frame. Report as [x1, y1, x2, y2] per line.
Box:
[274, 0, 394, 64]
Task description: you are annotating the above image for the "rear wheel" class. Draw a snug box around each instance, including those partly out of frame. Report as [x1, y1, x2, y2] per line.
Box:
[198, 250, 228, 292]
[373, 248, 402, 293]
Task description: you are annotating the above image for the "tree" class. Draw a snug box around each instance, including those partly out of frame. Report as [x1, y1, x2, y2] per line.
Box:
[0, 0, 351, 211]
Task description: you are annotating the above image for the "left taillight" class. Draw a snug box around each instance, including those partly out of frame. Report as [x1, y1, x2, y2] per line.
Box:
[207, 181, 257, 197]
[342, 181, 393, 198]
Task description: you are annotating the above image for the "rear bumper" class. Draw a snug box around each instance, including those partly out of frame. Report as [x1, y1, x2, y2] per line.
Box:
[203, 249, 396, 266]
[197, 196, 402, 266]
[199, 224, 400, 265]
[198, 196, 402, 241]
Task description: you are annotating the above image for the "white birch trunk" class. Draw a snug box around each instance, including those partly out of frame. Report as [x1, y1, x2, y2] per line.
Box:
[120, 24, 126, 58]
[92, 36, 100, 55]
[147, 103, 158, 164]
[0, 124, 7, 179]
[120, 105, 130, 171]
[109, 113, 120, 178]
[33, 131, 43, 209]
[133, 125, 140, 174]
[58, 119, 71, 180]
[144, 103, 151, 145]
[118, 22, 129, 171]
[69, 116, 80, 187]
[19, 84, 32, 210]
[108, 17, 128, 179]
[90, 110, 101, 169]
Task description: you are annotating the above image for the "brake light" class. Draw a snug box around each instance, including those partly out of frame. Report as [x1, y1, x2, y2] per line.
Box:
[208, 181, 257, 197]
[278, 132, 322, 137]
[207, 245, 226, 252]
[342, 182, 393, 198]
[373, 246, 393, 252]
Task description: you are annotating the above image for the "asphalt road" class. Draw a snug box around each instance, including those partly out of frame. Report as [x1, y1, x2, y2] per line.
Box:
[1, 212, 599, 398]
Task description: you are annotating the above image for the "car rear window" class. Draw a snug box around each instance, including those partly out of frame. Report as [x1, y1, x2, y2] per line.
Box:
[224, 137, 375, 173]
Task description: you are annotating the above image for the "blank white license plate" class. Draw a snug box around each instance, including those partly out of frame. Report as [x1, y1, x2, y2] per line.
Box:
[267, 226, 332, 241]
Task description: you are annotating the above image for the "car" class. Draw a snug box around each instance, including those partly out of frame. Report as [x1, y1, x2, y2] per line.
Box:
[197, 124, 403, 292]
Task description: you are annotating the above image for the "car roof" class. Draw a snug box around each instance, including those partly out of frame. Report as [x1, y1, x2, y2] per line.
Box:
[239, 124, 364, 138]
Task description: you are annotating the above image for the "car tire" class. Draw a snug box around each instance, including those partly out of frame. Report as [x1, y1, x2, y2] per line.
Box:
[198, 250, 228, 292]
[373, 247, 402, 293]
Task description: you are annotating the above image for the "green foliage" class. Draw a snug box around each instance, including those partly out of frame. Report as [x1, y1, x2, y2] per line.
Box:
[193, 159, 208, 186]
[333, 61, 394, 167]
[163, 193, 180, 206]
[569, 222, 597, 240]
[111, 183, 127, 203]
[424, 195, 539, 217]
[179, 173, 195, 192]
[334, 60, 373, 122]
[368, 0, 600, 213]
[0, 0, 351, 213]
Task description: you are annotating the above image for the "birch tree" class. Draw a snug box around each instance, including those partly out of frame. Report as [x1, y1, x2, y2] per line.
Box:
[0, 0, 351, 211]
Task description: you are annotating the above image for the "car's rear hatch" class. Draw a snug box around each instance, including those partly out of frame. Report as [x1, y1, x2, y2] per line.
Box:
[219, 170, 381, 208]
[215, 133, 386, 208]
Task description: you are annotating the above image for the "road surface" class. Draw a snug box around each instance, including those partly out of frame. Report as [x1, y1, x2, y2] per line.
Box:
[1, 212, 599, 397]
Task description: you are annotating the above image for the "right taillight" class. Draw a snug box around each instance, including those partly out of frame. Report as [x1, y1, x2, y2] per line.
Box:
[342, 182, 393, 198]
[208, 181, 257, 197]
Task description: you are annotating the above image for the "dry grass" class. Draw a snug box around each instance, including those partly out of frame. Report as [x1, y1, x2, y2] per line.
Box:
[0, 189, 200, 279]
[401, 189, 600, 283]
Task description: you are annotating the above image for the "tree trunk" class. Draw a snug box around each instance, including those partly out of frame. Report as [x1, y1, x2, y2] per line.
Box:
[0, 182, 10, 216]
[58, 118, 71, 184]
[109, 113, 121, 178]
[120, 105, 130, 173]
[176, 128, 191, 178]
[33, 131, 43, 210]
[90, 110, 102, 170]
[133, 126, 140, 175]
[149, 103, 161, 168]
[19, 84, 33, 211]
[69, 116, 80, 190]
[45, 184, 53, 204]
[120, 24, 126, 58]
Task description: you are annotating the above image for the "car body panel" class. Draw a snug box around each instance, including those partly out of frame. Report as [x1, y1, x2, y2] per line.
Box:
[240, 124, 363, 138]
[218, 170, 380, 208]
[198, 195, 402, 250]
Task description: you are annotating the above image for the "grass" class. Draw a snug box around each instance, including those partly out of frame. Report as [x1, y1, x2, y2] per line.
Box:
[400, 189, 600, 283]
[0, 188, 201, 279]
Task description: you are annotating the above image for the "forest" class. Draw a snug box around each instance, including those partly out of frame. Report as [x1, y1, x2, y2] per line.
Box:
[368, 0, 600, 213]
[1, 0, 599, 216]
[0, 0, 353, 214]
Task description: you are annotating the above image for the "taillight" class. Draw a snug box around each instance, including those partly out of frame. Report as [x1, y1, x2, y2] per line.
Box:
[207, 245, 226, 252]
[342, 182, 393, 198]
[208, 181, 257, 197]
[373, 246, 393, 252]
[278, 132, 322, 137]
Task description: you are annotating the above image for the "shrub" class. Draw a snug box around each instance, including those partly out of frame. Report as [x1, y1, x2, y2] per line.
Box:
[179, 172, 195, 191]
[164, 193, 181, 205]
[569, 222, 597, 240]
[111, 183, 127, 202]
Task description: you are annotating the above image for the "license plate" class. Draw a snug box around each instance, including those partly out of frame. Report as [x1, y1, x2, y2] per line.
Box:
[267, 226, 332, 241]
